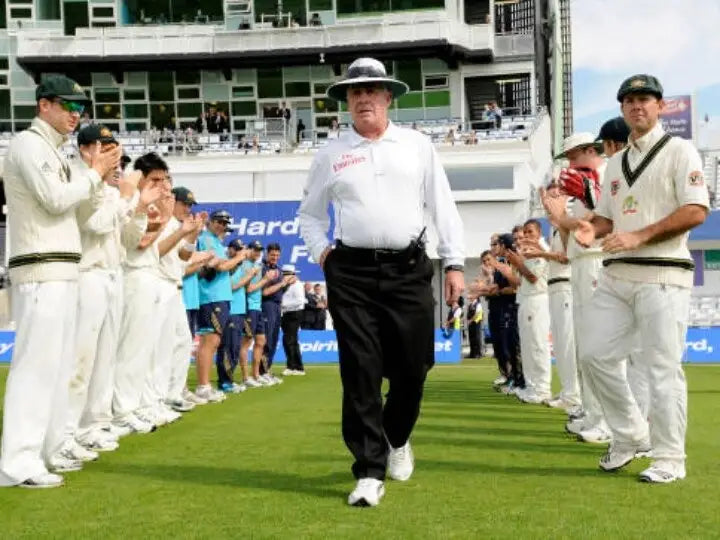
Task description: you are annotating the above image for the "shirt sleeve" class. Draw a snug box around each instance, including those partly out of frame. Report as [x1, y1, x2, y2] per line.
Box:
[299, 151, 332, 263]
[674, 141, 710, 208]
[121, 212, 148, 250]
[78, 193, 118, 235]
[14, 137, 102, 215]
[423, 139, 465, 267]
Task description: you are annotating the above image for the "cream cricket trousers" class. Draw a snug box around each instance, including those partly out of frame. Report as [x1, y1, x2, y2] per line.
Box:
[151, 280, 191, 405]
[0, 281, 78, 485]
[67, 269, 123, 441]
[548, 283, 580, 405]
[113, 269, 162, 421]
[517, 293, 551, 397]
[571, 255, 608, 430]
[581, 273, 689, 462]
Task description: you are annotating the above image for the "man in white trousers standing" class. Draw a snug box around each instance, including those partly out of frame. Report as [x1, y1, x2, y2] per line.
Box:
[551, 75, 708, 483]
[0, 75, 120, 488]
[65, 125, 159, 455]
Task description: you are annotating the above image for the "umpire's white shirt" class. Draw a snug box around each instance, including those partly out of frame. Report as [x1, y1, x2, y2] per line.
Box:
[299, 122, 465, 266]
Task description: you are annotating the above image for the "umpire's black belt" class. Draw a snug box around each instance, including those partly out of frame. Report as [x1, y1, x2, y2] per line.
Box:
[335, 241, 411, 263]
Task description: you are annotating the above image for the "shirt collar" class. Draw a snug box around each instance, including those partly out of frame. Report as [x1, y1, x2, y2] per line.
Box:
[345, 121, 401, 148]
[629, 122, 665, 154]
[31, 117, 68, 148]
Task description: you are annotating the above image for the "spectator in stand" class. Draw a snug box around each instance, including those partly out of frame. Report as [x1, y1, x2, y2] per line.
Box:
[328, 118, 340, 140]
[302, 282, 317, 329]
[194, 111, 208, 133]
[280, 265, 306, 376]
[313, 283, 327, 330]
[310, 12, 323, 26]
[217, 111, 229, 141]
[297, 119, 306, 142]
[488, 101, 503, 128]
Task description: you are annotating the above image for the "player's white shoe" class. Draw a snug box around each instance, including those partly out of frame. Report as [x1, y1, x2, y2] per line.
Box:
[259, 374, 276, 386]
[230, 382, 247, 394]
[565, 417, 586, 436]
[578, 426, 612, 444]
[182, 388, 208, 405]
[492, 375, 508, 387]
[79, 432, 119, 452]
[166, 397, 196, 412]
[519, 390, 551, 405]
[546, 396, 579, 411]
[58, 439, 99, 462]
[639, 461, 686, 483]
[19, 473, 64, 489]
[387, 441, 414, 481]
[155, 404, 182, 424]
[104, 423, 133, 438]
[47, 456, 83, 473]
[599, 444, 638, 472]
[293, 369, 306, 376]
[348, 478, 385, 507]
[244, 377, 263, 388]
[195, 384, 226, 402]
[282, 368, 294, 376]
[135, 408, 165, 427]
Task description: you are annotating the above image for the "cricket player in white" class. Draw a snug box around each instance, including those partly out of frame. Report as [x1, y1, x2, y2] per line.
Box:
[556, 75, 708, 483]
[112, 153, 172, 433]
[0, 76, 120, 488]
[504, 220, 552, 404]
[65, 126, 153, 454]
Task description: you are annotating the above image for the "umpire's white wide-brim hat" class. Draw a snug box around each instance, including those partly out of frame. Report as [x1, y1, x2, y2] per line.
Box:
[554, 132, 604, 160]
[327, 57, 409, 102]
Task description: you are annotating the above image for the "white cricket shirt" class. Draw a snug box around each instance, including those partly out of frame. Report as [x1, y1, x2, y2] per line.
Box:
[299, 122, 465, 266]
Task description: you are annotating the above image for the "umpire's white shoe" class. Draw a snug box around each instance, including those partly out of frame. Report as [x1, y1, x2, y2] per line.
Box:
[387, 442, 414, 481]
[19, 473, 64, 489]
[348, 478, 385, 507]
[639, 461, 686, 483]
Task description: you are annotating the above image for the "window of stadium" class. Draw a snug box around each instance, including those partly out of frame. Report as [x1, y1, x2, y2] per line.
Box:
[336, 0, 443, 15]
[124, 0, 223, 24]
[0, 89, 10, 119]
[257, 68, 283, 99]
[309, 0, 332, 9]
[149, 72, 174, 102]
[254, 0, 306, 25]
[150, 103, 177, 130]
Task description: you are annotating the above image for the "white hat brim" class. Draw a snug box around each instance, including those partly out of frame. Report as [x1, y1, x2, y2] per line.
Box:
[327, 77, 409, 102]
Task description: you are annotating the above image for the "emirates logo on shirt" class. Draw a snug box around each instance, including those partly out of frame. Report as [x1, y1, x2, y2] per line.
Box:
[333, 153, 367, 173]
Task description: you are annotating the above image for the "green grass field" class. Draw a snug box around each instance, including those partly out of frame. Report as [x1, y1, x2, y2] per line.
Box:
[0, 361, 718, 539]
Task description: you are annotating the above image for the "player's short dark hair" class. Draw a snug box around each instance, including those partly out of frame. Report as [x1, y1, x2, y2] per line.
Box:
[266, 242, 281, 252]
[524, 219, 542, 232]
[134, 152, 169, 176]
[512, 224, 523, 234]
[481, 249, 492, 259]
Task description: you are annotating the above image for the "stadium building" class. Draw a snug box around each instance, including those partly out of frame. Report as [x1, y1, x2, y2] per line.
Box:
[0, 0, 573, 322]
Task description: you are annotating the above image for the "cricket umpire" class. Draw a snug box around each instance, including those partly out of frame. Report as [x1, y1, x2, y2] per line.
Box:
[299, 57, 465, 507]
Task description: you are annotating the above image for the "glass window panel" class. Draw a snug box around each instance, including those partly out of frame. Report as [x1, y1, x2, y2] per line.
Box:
[123, 88, 146, 101]
[231, 101, 257, 116]
[150, 103, 176, 130]
[126, 72, 146, 86]
[95, 103, 121, 120]
[149, 72, 174, 102]
[14, 121, 31, 131]
[314, 97, 337, 114]
[0, 74, 7, 86]
[9, 8, 32, 18]
[257, 68, 283, 99]
[177, 87, 200, 100]
[177, 102, 202, 117]
[92, 7, 114, 17]
[233, 119, 246, 131]
[396, 59, 422, 91]
[204, 101, 229, 115]
[315, 116, 338, 129]
[0, 57, 9, 70]
[0, 90, 10, 118]
[176, 70, 201, 85]
[102, 122, 120, 132]
[284, 81, 310, 98]
[313, 83, 329, 95]
[0, 121, 12, 131]
[396, 92, 423, 109]
[125, 121, 148, 132]
[336, 0, 390, 14]
[232, 86, 254, 98]
[202, 70, 223, 84]
[203, 84, 228, 101]
[424, 75, 448, 89]
[92, 72, 114, 86]
[123, 103, 148, 119]
[12, 104, 35, 120]
[95, 88, 120, 103]
[309, 0, 332, 9]
[424, 90, 450, 107]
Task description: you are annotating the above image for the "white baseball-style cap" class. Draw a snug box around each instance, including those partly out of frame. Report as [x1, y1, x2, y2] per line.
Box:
[281, 264, 297, 274]
[554, 132, 603, 159]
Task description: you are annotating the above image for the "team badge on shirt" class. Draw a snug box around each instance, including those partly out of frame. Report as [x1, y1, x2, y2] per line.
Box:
[610, 179, 620, 196]
[688, 171, 704, 186]
[622, 195, 639, 215]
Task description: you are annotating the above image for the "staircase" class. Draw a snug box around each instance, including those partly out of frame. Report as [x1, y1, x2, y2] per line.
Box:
[464, 77, 498, 122]
[465, 0, 490, 24]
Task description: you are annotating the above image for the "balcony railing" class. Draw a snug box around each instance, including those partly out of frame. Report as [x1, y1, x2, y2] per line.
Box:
[16, 15, 493, 59]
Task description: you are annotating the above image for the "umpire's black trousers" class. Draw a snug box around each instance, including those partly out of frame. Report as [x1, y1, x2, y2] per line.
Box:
[281, 309, 304, 371]
[324, 245, 435, 481]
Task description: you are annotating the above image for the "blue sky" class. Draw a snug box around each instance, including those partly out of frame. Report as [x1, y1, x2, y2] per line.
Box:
[571, 0, 720, 134]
